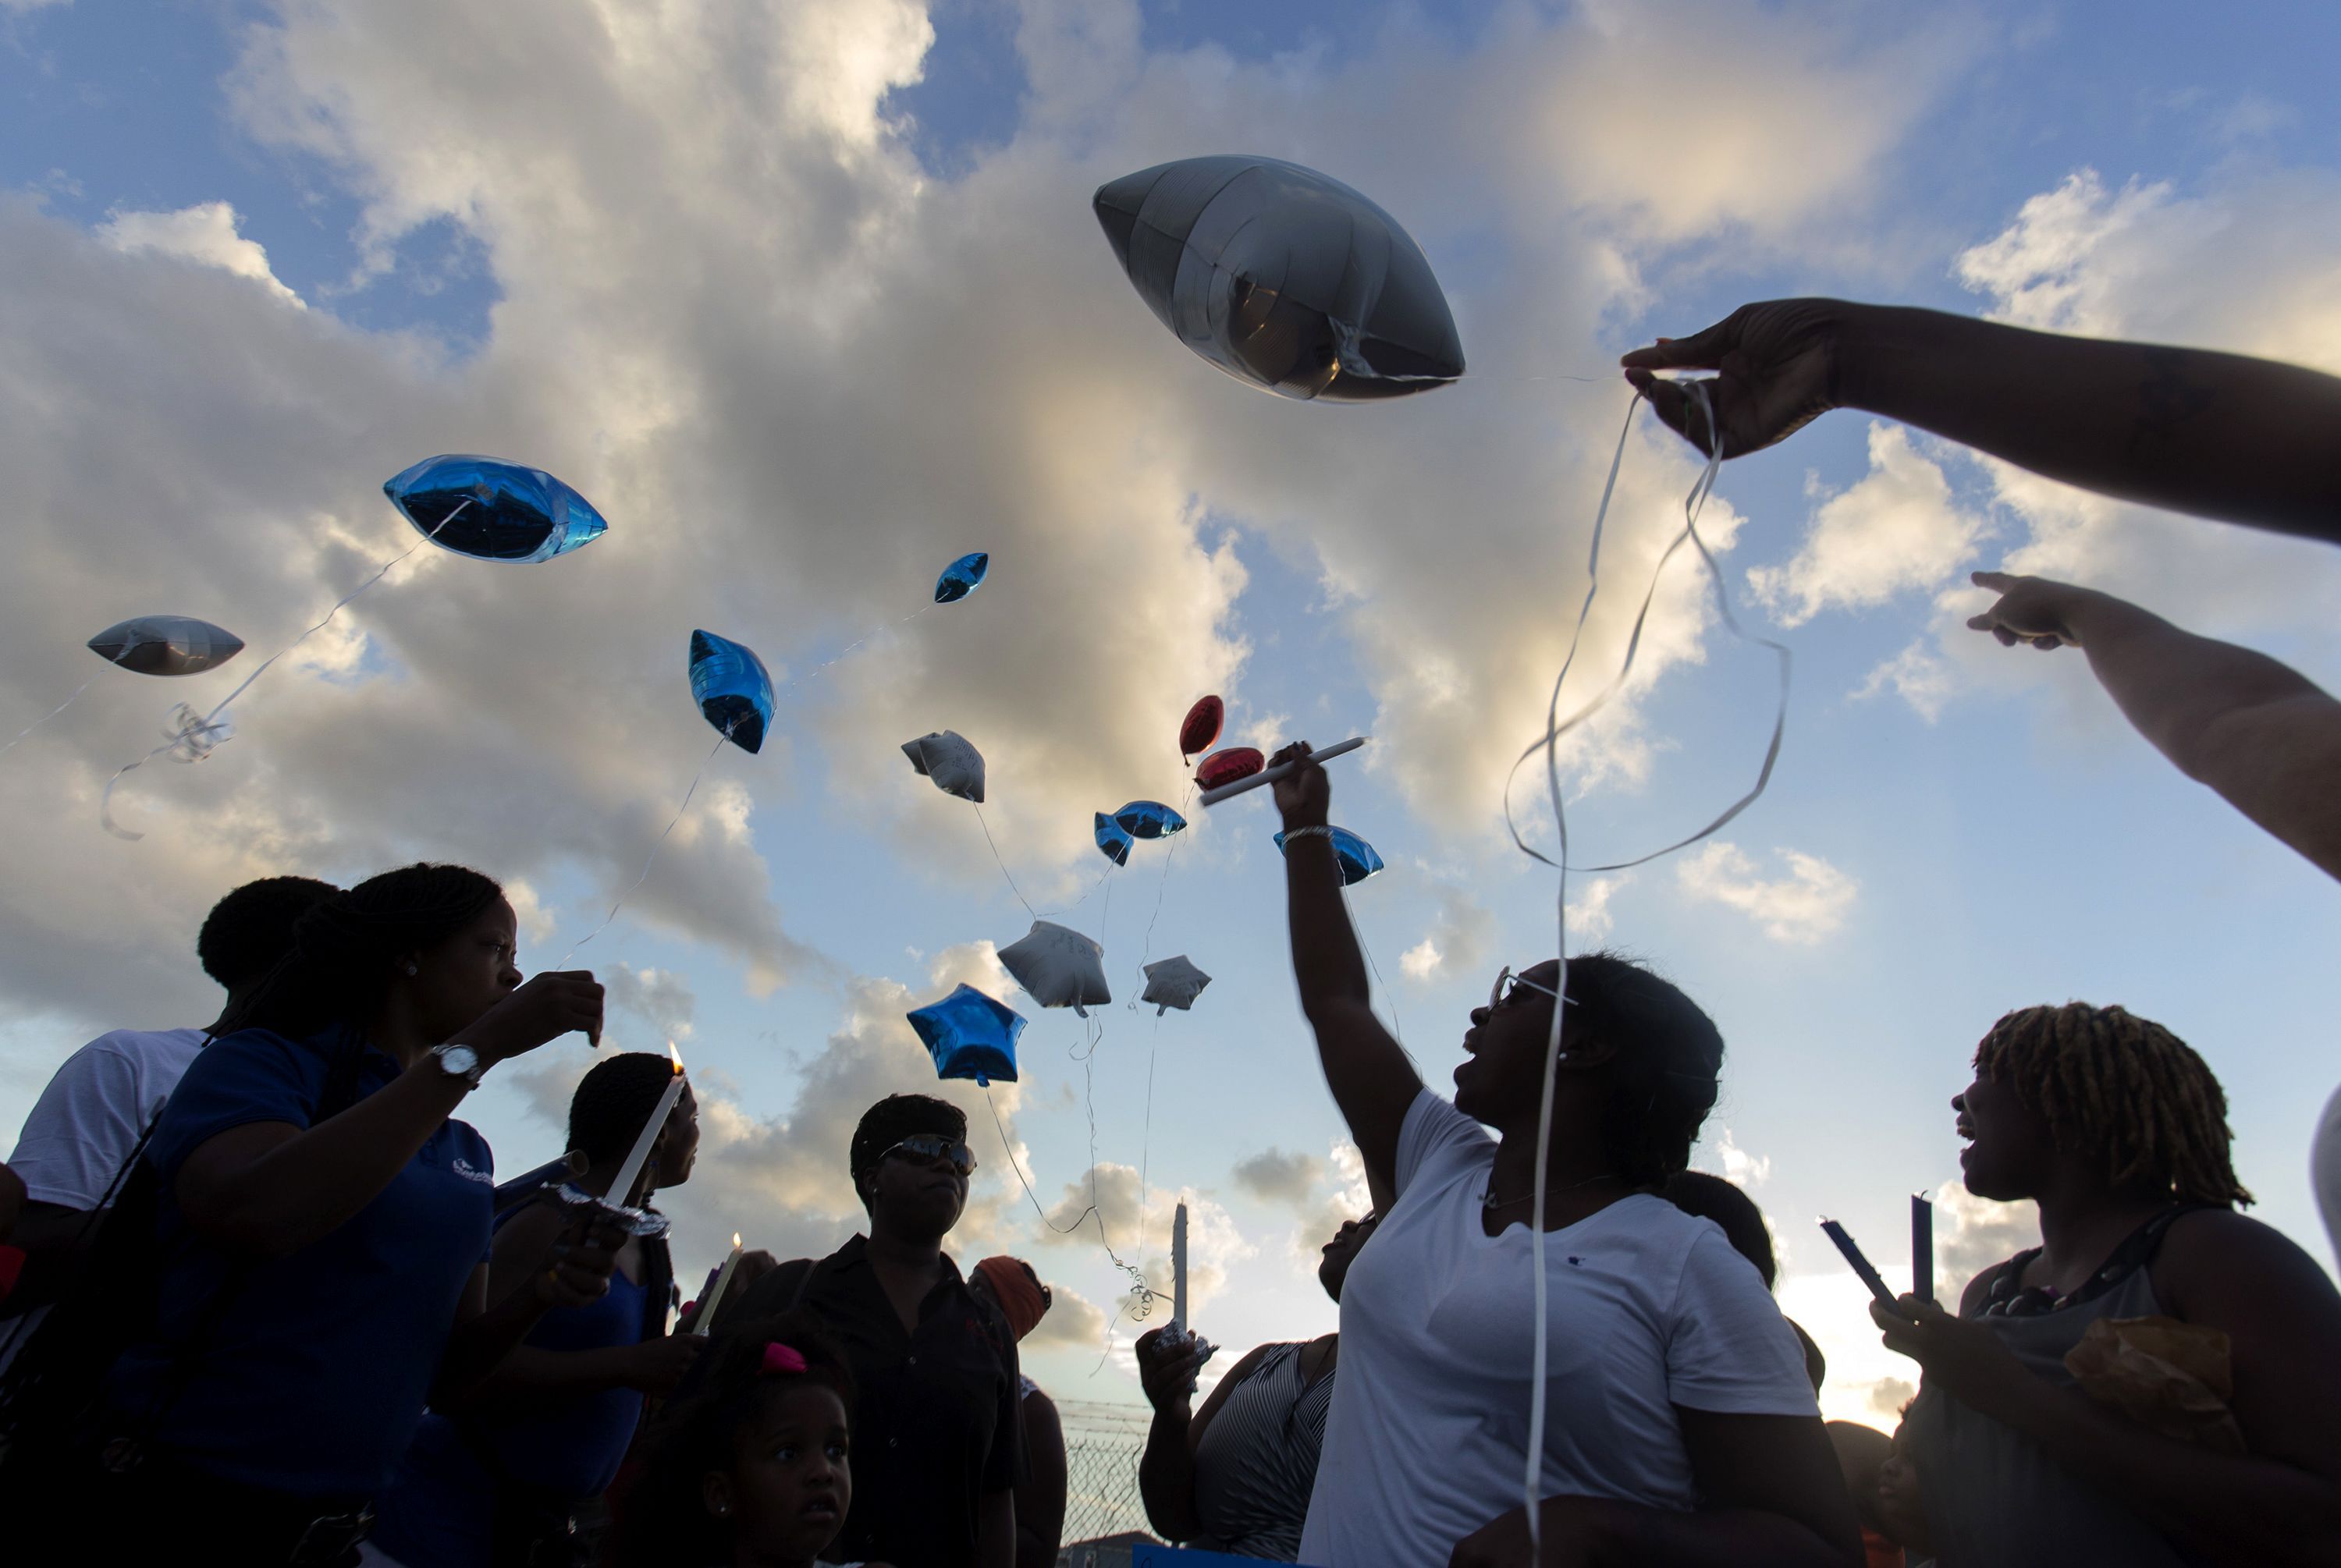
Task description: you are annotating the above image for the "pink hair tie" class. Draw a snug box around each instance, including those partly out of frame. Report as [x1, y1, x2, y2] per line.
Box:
[760, 1342, 808, 1375]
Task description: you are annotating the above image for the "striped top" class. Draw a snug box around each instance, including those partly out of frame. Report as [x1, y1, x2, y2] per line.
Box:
[1190, 1339, 1335, 1560]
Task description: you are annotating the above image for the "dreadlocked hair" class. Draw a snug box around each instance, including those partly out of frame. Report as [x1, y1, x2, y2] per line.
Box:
[1975, 1002, 2251, 1208]
[615, 1311, 855, 1568]
[1563, 953, 1724, 1187]
[570, 1052, 684, 1164]
[218, 863, 503, 1041]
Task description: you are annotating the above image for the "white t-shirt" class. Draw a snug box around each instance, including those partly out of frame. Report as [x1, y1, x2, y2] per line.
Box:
[2314, 1082, 2341, 1271]
[1298, 1090, 1818, 1568]
[2, 1028, 207, 1368]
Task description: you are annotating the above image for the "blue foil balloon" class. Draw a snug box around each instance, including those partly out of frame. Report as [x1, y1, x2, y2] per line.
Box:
[688, 630, 776, 754]
[934, 552, 989, 605]
[1094, 812, 1135, 867]
[908, 983, 1025, 1087]
[1114, 800, 1188, 841]
[1274, 825, 1384, 885]
[383, 455, 609, 563]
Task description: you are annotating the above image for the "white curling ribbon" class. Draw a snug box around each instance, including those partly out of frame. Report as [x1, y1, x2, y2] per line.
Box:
[101, 498, 474, 841]
[1508, 381, 1785, 1559]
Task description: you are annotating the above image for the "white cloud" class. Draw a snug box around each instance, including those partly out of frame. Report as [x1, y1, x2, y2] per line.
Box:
[1675, 841, 1857, 945]
[1231, 1147, 1325, 1207]
[1033, 1164, 1254, 1321]
[95, 202, 304, 307]
[1702, 1125, 1772, 1187]
[1569, 874, 1627, 950]
[1398, 882, 1496, 983]
[1853, 639, 1957, 722]
[1749, 424, 1986, 626]
[604, 962, 697, 1045]
[1931, 1177, 2038, 1305]
[1021, 1279, 1110, 1353]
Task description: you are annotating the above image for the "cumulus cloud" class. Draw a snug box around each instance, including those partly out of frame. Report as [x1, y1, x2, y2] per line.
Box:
[1231, 1147, 1325, 1207]
[1749, 424, 1986, 626]
[1859, 163, 2341, 724]
[1034, 1164, 1252, 1318]
[1675, 841, 1857, 944]
[604, 962, 696, 1046]
[96, 202, 305, 307]
[1399, 882, 1496, 982]
[1931, 1178, 2038, 1303]
[1021, 1279, 1110, 1353]
[1700, 1125, 1772, 1187]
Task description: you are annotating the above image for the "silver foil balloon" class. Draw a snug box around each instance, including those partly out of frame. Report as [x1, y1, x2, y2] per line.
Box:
[1094, 155, 1464, 401]
[1140, 955, 1212, 1016]
[997, 919, 1112, 1016]
[86, 616, 246, 677]
[902, 729, 986, 803]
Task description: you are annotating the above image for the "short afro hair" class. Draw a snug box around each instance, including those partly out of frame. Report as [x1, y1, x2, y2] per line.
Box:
[570, 1052, 687, 1164]
[1662, 1169, 1776, 1290]
[847, 1093, 967, 1210]
[196, 875, 339, 991]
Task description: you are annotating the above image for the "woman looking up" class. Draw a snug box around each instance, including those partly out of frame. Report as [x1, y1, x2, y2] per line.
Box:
[1269, 745, 1861, 1568]
[91, 863, 616, 1564]
[1876, 1004, 2341, 1567]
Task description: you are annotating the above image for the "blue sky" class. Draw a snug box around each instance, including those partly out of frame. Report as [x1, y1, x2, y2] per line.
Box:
[4, 0, 2339, 1424]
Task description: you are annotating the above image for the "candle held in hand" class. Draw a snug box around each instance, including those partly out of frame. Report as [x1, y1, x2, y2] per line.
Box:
[693, 1233, 745, 1336]
[1172, 1201, 1188, 1331]
[1912, 1193, 1934, 1305]
[1819, 1217, 1902, 1311]
[609, 1042, 685, 1207]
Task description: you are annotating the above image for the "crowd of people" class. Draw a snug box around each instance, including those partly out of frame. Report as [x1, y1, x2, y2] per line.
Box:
[1, 298, 2339, 1566]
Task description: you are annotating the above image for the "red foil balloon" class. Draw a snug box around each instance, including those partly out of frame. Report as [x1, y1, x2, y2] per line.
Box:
[1195, 747, 1263, 791]
[1180, 695, 1225, 761]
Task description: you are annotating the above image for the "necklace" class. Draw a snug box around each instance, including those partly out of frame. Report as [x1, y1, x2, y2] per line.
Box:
[1480, 1170, 1623, 1211]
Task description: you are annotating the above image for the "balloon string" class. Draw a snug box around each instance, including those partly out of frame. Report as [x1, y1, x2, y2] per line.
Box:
[99, 499, 474, 842]
[1512, 381, 1774, 1559]
[1340, 884, 1404, 1051]
[0, 677, 95, 757]
[770, 602, 933, 701]
[985, 1080, 1156, 1318]
[1129, 782, 1196, 1005]
[553, 725, 734, 970]
[970, 802, 1042, 923]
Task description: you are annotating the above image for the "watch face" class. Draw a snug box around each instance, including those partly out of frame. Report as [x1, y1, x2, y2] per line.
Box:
[439, 1045, 481, 1079]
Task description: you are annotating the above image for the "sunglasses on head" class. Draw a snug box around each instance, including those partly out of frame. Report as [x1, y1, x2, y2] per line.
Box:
[1487, 966, 1566, 1012]
[881, 1133, 978, 1177]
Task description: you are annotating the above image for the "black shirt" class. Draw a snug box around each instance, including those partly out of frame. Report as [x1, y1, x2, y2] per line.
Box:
[733, 1235, 1024, 1567]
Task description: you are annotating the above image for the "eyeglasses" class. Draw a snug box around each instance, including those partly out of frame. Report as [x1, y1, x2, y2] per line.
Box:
[1488, 966, 1565, 1012]
[880, 1134, 978, 1178]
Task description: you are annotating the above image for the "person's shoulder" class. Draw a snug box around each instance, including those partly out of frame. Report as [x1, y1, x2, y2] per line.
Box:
[2158, 1206, 2334, 1296]
[1398, 1090, 1494, 1184]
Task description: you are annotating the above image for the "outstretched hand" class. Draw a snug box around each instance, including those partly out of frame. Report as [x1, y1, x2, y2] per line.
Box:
[1620, 300, 1849, 459]
[1966, 570, 2099, 650]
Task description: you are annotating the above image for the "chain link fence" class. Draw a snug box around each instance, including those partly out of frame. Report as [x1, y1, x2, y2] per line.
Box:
[1054, 1397, 1160, 1566]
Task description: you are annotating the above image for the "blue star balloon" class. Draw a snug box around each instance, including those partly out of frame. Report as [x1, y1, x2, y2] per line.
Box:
[1114, 800, 1188, 841]
[688, 629, 776, 754]
[908, 983, 1025, 1087]
[383, 454, 609, 563]
[1094, 811, 1135, 867]
[934, 552, 989, 605]
[1274, 825, 1385, 886]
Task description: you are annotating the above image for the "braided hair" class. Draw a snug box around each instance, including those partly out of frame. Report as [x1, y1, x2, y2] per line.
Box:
[616, 1312, 856, 1568]
[1563, 953, 1724, 1187]
[570, 1052, 685, 1164]
[1975, 1002, 2250, 1208]
[218, 863, 503, 1040]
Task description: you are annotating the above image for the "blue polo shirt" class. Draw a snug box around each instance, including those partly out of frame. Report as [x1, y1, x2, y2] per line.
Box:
[106, 1027, 496, 1498]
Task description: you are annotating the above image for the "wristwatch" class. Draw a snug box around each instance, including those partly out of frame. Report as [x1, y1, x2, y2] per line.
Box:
[430, 1042, 488, 1089]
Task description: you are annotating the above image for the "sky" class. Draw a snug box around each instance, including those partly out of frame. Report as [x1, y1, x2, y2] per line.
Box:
[4, 0, 2340, 1432]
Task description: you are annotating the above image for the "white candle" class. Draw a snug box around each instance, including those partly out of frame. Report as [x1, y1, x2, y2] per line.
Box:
[609, 1042, 685, 1207]
[692, 1233, 744, 1336]
[1172, 1201, 1188, 1331]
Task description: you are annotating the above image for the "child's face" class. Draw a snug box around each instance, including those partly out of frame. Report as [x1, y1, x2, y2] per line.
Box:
[1877, 1428, 1928, 1546]
[707, 1383, 853, 1564]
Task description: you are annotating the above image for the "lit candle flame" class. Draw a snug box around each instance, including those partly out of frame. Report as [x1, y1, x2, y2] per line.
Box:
[732, 1232, 742, 1248]
[667, 1040, 684, 1073]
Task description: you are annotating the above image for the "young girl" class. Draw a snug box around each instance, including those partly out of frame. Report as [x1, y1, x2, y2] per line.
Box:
[620, 1314, 884, 1568]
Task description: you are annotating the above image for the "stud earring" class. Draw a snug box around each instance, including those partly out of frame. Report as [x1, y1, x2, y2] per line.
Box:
[404, 963, 419, 976]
